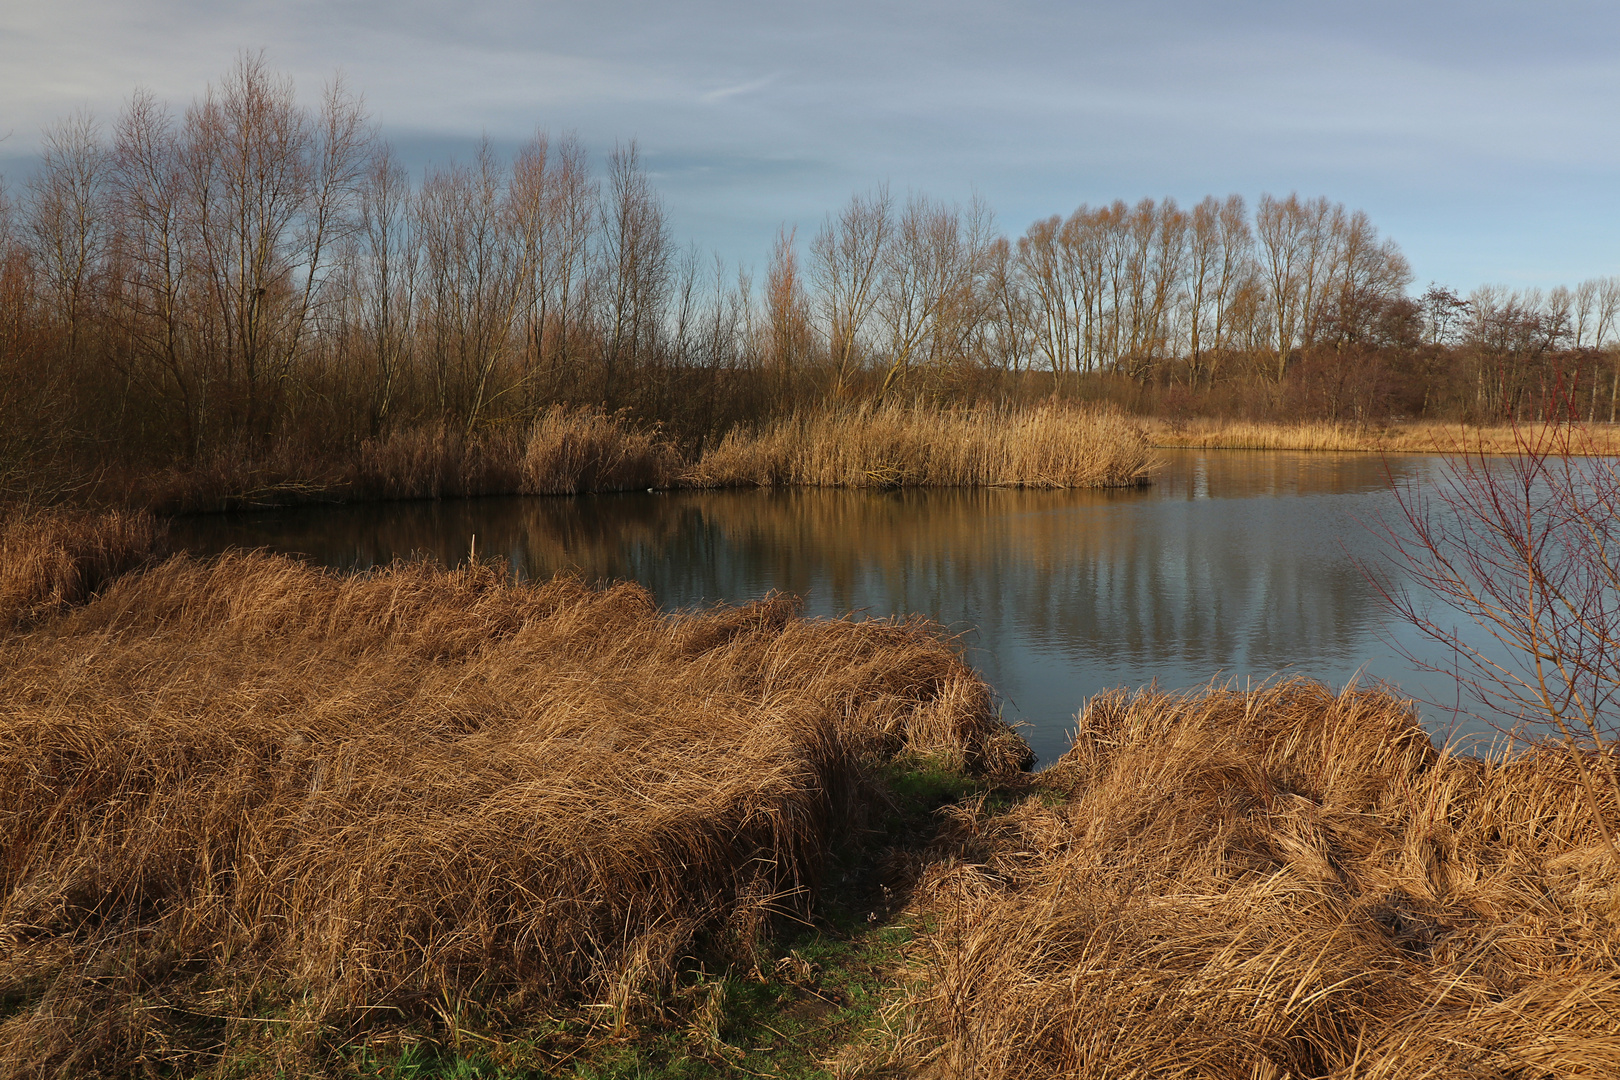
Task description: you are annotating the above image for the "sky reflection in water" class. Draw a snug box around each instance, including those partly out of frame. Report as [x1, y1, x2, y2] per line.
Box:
[171, 450, 1483, 765]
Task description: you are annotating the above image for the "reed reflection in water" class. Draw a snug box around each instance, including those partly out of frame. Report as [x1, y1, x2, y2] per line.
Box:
[172, 450, 1467, 764]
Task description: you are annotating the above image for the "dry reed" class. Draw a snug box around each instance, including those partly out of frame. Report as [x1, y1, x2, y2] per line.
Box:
[901, 680, 1620, 1078]
[124, 408, 679, 514]
[113, 405, 1153, 514]
[0, 515, 1027, 1077]
[1145, 417, 1620, 456]
[684, 405, 1158, 489]
[0, 508, 167, 627]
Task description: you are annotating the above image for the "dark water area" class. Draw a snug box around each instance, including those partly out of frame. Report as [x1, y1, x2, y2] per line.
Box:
[169, 450, 1488, 765]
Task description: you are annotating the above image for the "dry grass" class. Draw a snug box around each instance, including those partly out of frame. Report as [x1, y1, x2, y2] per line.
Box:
[1146, 417, 1620, 455]
[110, 405, 1153, 514]
[0, 513, 1027, 1077]
[900, 679, 1620, 1079]
[0, 508, 167, 628]
[685, 405, 1158, 489]
[124, 408, 679, 513]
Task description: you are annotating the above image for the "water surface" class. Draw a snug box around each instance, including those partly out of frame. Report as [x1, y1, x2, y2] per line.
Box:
[171, 450, 1481, 764]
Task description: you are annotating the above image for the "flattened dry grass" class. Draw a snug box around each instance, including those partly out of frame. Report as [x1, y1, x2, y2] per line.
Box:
[1146, 417, 1620, 455]
[684, 404, 1158, 489]
[902, 680, 1620, 1079]
[0, 513, 1027, 1078]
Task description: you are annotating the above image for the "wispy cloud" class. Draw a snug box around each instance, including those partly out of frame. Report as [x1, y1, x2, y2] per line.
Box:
[699, 73, 783, 105]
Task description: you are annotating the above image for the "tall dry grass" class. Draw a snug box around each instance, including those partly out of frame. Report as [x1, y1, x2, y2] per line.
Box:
[109, 405, 1153, 514]
[1146, 416, 1620, 455]
[122, 408, 680, 513]
[902, 680, 1620, 1078]
[0, 509, 166, 627]
[685, 405, 1158, 489]
[0, 516, 1027, 1077]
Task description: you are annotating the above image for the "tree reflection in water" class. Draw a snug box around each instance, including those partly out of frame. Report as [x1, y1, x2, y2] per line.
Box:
[172, 450, 1477, 764]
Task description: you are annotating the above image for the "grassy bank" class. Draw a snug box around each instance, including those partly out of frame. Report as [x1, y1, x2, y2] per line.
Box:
[0, 511, 1027, 1077]
[114, 408, 683, 515]
[1145, 416, 1620, 455]
[899, 680, 1620, 1078]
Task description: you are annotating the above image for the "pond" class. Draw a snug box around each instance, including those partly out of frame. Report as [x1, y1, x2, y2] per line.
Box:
[169, 449, 1488, 765]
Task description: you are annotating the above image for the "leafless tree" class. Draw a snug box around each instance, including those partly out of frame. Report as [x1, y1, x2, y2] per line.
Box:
[597, 142, 671, 408]
[875, 193, 993, 396]
[353, 143, 417, 434]
[762, 226, 814, 403]
[26, 109, 108, 355]
[810, 186, 891, 396]
[1374, 419, 1620, 853]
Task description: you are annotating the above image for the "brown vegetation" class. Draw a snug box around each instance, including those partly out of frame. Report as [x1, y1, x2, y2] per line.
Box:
[0, 511, 1027, 1077]
[112, 407, 680, 513]
[899, 680, 1620, 1078]
[5, 57, 1619, 514]
[85, 404, 1154, 513]
[1143, 416, 1620, 455]
[686, 405, 1157, 489]
[0, 508, 166, 626]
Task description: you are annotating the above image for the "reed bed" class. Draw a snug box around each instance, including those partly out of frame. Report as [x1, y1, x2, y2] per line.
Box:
[112, 405, 1154, 514]
[901, 680, 1620, 1079]
[0, 508, 167, 627]
[125, 407, 680, 514]
[1146, 417, 1620, 455]
[684, 405, 1158, 489]
[0, 514, 1027, 1077]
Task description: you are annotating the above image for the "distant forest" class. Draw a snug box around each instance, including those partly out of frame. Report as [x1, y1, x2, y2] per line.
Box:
[4, 56, 1619, 491]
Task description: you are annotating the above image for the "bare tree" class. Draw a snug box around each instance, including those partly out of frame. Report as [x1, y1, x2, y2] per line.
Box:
[597, 142, 671, 408]
[1573, 279, 1599, 350]
[416, 141, 527, 432]
[984, 234, 1033, 375]
[874, 193, 993, 396]
[180, 53, 370, 441]
[1015, 214, 1076, 377]
[109, 91, 200, 450]
[810, 186, 891, 396]
[1255, 193, 1310, 382]
[762, 226, 814, 403]
[353, 143, 417, 434]
[26, 109, 108, 355]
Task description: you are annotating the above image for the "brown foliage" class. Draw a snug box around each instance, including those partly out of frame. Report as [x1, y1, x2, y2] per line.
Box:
[0, 516, 1027, 1076]
[903, 680, 1620, 1078]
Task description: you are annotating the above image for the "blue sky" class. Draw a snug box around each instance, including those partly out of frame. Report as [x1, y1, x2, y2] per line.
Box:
[4, 0, 1617, 291]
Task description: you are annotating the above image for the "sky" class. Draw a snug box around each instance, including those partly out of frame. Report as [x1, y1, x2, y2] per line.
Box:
[3, 0, 1617, 292]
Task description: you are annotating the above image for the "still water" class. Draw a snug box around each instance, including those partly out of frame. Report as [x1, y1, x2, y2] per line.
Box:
[170, 450, 1478, 765]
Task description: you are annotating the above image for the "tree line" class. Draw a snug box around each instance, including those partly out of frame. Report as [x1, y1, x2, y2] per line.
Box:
[4, 57, 1619, 486]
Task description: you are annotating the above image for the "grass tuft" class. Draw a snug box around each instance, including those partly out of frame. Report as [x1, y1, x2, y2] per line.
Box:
[900, 679, 1620, 1078]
